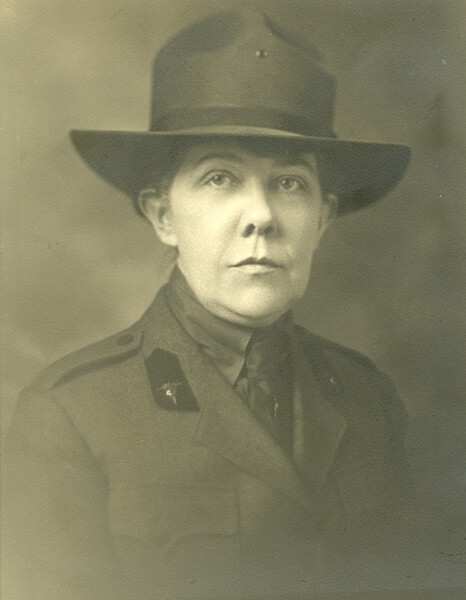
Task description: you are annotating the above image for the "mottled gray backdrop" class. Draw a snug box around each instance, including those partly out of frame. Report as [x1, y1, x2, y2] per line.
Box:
[2, 0, 465, 572]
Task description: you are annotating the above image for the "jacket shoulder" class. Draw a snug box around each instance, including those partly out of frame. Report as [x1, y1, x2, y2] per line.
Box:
[294, 325, 400, 399]
[295, 325, 383, 375]
[28, 325, 143, 393]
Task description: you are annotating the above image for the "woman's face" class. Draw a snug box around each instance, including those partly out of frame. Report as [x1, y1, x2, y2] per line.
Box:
[141, 140, 336, 327]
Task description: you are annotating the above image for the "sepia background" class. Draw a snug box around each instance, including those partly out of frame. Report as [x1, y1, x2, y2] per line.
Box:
[2, 0, 465, 580]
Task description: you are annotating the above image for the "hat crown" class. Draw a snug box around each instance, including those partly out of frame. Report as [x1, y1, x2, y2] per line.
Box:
[150, 10, 336, 137]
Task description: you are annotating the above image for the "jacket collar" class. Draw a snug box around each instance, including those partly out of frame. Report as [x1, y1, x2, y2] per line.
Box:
[138, 286, 347, 512]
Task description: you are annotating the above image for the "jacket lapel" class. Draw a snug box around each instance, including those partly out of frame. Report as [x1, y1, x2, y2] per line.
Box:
[192, 366, 313, 511]
[140, 288, 313, 510]
[292, 333, 347, 493]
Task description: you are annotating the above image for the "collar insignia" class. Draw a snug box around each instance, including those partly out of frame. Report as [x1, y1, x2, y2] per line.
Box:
[145, 349, 200, 412]
[158, 381, 182, 406]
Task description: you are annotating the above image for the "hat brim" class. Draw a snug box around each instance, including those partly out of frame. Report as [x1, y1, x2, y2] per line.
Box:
[70, 127, 411, 215]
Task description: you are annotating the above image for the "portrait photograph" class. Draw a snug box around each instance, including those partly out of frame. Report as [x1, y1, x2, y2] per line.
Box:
[2, 1, 465, 599]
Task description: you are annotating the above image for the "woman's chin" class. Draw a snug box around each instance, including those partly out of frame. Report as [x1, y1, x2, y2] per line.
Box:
[211, 294, 295, 328]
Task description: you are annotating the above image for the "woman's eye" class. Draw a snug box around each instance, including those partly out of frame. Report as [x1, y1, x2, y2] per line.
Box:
[206, 173, 233, 187]
[277, 177, 305, 192]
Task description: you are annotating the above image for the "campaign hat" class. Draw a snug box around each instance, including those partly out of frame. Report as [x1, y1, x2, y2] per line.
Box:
[71, 9, 410, 214]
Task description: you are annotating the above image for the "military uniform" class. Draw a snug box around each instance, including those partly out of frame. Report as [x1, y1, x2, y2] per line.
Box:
[4, 6, 431, 599]
[5, 275, 417, 600]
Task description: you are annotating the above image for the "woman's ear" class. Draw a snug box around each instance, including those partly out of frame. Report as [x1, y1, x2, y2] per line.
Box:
[137, 188, 178, 247]
[319, 192, 339, 232]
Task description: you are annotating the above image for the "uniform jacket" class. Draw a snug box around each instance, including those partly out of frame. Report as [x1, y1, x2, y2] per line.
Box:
[5, 285, 416, 600]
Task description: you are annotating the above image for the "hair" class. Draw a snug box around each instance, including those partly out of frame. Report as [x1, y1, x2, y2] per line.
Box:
[136, 140, 193, 216]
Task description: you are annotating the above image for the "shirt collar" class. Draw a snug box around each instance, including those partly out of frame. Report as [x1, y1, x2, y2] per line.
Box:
[164, 265, 294, 385]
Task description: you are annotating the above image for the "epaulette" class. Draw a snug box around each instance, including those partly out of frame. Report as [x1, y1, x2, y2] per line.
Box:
[29, 325, 143, 392]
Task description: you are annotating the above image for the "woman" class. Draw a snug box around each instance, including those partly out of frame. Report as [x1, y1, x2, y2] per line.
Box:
[5, 9, 417, 600]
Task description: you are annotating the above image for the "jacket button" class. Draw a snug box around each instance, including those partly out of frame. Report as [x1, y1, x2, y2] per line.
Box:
[116, 333, 134, 346]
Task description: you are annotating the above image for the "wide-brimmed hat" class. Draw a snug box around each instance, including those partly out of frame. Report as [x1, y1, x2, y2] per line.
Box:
[70, 9, 411, 215]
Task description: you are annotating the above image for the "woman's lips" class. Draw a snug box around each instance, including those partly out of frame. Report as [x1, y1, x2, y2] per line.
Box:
[233, 257, 279, 267]
[232, 257, 281, 273]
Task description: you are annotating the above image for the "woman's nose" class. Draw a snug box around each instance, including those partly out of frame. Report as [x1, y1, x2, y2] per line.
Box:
[239, 182, 276, 237]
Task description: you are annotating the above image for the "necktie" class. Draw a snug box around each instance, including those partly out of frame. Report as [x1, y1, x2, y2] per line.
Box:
[242, 328, 294, 453]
